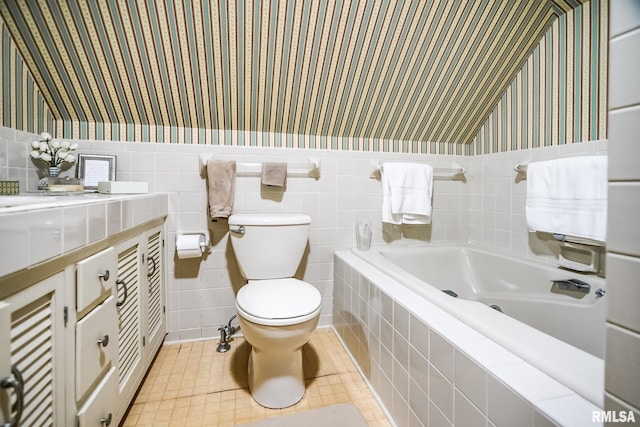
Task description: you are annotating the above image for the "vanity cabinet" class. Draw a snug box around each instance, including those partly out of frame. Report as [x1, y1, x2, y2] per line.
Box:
[113, 225, 166, 423]
[0, 271, 66, 426]
[0, 214, 166, 427]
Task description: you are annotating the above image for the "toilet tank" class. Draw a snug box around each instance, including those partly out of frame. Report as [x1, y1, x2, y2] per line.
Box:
[228, 213, 311, 280]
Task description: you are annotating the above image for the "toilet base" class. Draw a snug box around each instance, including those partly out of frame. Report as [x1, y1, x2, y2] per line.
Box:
[247, 348, 305, 408]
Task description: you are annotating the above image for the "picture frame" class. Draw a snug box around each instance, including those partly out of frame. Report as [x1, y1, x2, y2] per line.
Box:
[76, 154, 117, 190]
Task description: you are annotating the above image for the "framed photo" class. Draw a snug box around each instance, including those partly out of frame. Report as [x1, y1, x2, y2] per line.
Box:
[77, 154, 117, 190]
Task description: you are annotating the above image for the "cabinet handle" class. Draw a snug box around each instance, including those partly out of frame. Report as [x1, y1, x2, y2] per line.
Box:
[0, 365, 24, 427]
[97, 334, 110, 347]
[147, 255, 157, 278]
[100, 412, 112, 426]
[98, 270, 110, 282]
[116, 278, 128, 307]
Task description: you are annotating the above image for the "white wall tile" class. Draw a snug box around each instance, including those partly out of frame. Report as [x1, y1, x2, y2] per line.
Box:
[28, 207, 62, 265]
[607, 183, 640, 257]
[610, 0, 640, 38]
[608, 106, 640, 181]
[0, 212, 29, 277]
[605, 324, 640, 409]
[63, 205, 88, 252]
[609, 29, 640, 110]
[487, 375, 533, 427]
[606, 253, 640, 334]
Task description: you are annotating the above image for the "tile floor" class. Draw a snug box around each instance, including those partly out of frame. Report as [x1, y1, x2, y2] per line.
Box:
[122, 328, 391, 426]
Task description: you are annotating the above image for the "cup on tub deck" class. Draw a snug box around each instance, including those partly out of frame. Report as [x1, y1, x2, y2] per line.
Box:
[355, 220, 372, 251]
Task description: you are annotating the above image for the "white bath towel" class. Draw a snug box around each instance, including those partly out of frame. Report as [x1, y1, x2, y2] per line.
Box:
[382, 162, 433, 225]
[525, 156, 607, 243]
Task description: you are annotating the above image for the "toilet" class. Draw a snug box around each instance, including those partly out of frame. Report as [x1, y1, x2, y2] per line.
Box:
[228, 213, 322, 408]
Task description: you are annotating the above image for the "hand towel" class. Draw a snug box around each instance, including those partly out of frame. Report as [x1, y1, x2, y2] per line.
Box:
[526, 156, 607, 242]
[207, 159, 236, 219]
[261, 162, 287, 187]
[382, 162, 433, 225]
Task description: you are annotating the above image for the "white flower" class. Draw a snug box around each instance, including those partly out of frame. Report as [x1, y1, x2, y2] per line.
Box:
[64, 154, 76, 163]
[70, 143, 78, 150]
[30, 150, 40, 159]
[40, 153, 52, 162]
[40, 132, 52, 140]
[38, 141, 49, 152]
[31, 141, 40, 148]
[60, 140, 70, 149]
[30, 133, 78, 167]
[50, 139, 60, 149]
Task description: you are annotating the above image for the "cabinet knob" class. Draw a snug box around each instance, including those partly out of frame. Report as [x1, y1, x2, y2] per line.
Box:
[98, 270, 110, 282]
[97, 334, 110, 348]
[100, 413, 112, 426]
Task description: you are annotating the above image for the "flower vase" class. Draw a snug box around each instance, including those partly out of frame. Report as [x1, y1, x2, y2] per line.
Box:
[49, 167, 60, 178]
[37, 166, 61, 190]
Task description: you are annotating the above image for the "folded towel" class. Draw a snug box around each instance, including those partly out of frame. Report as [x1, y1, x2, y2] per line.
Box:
[261, 162, 287, 187]
[207, 159, 236, 219]
[382, 162, 433, 225]
[526, 156, 607, 242]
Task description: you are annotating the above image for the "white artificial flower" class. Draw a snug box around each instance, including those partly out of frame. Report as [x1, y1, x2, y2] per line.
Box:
[65, 154, 76, 163]
[38, 141, 49, 152]
[30, 150, 40, 159]
[40, 153, 52, 162]
[60, 140, 70, 149]
[69, 143, 78, 150]
[31, 141, 40, 148]
[50, 139, 60, 149]
[40, 132, 52, 140]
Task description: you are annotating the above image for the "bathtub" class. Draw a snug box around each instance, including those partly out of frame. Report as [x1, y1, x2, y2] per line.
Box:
[351, 244, 605, 408]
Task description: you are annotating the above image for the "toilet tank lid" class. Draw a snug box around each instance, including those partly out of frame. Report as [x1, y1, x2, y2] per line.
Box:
[228, 212, 311, 226]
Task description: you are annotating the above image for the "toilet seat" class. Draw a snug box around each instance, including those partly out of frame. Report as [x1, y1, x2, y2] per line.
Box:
[236, 278, 321, 327]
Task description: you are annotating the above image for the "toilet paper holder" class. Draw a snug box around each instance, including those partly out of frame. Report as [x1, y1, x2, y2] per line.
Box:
[176, 232, 210, 256]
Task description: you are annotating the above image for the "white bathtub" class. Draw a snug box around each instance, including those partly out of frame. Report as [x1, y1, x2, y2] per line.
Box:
[352, 244, 606, 407]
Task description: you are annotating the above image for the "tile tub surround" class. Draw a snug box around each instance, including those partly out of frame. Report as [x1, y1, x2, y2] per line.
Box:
[0, 192, 168, 278]
[333, 251, 603, 427]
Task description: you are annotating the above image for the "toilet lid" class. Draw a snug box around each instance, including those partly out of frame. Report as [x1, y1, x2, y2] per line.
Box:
[236, 278, 321, 319]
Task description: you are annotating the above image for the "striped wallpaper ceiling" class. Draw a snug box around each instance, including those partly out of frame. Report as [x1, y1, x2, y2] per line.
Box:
[0, 0, 587, 146]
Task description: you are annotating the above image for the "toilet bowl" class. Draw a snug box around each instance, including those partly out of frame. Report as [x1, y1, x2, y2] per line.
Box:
[228, 213, 321, 408]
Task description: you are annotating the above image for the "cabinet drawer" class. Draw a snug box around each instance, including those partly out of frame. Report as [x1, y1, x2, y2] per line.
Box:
[76, 296, 118, 399]
[76, 367, 118, 427]
[77, 247, 117, 313]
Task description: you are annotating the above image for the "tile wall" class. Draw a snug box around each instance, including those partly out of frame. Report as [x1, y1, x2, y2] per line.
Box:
[605, 0, 640, 419]
[0, 126, 469, 341]
[0, 124, 609, 343]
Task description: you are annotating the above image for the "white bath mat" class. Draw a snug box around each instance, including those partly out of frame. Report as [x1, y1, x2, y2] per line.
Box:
[236, 403, 369, 427]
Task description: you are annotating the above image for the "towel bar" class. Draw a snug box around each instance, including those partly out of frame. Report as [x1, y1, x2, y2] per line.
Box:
[199, 154, 320, 177]
[369, 161, 465, 180]
[514, 163, 528, 173]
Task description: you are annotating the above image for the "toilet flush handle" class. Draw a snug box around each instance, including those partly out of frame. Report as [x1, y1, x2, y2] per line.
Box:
[229, 225, 245, 235]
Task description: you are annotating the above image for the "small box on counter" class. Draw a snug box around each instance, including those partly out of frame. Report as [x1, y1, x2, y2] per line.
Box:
[97, 181, 149, 194]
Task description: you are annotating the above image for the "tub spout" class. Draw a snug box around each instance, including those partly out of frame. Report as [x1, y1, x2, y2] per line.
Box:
[552, 278, 591, 293]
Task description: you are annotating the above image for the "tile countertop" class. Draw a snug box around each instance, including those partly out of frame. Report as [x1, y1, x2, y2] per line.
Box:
[0, 192, 169, 278]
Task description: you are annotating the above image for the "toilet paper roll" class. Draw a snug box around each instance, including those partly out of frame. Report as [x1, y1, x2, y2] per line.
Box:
[176, 234, 204, 259]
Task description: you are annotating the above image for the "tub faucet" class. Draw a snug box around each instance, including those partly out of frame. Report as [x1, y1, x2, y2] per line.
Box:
[552, 278, 591, 293]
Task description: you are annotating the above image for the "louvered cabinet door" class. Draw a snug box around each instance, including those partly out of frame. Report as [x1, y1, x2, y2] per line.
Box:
[114, 237, 144, 410]
[3, 272, 65, 427]
[144, 227, 165, 362]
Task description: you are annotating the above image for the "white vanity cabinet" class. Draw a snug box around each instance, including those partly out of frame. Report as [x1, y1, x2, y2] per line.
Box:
[0, 271, 66, 426]
[0, 194, 168, 427]
[113, 225, 166, 423]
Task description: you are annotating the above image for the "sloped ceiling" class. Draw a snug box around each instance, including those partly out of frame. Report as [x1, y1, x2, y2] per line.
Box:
[0, 0, 586, 145]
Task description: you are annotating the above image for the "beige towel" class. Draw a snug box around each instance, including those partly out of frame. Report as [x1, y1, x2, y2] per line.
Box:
[261, 162, 287, 187]
[207, 159, 236, 218]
